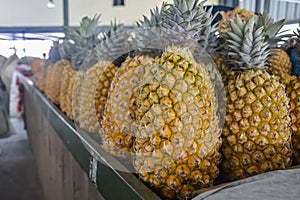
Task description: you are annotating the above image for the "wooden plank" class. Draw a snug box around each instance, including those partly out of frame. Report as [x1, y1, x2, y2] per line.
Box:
[48, 121, 56, 200]
[54, 132, 64, 200]
[62, 145, 74, 200]
[73, 159, 89, 200]
[41, 115, 51, 200]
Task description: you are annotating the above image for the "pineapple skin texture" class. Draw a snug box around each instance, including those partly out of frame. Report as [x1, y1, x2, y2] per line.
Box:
[213, 54, 235, 86]
[222, 69, 292, 181]
[36, 65, 47, 93]
[65, 70, 76, 120]
[289, 77, 300, 164]
[59, 61, 72, 114]
[78, 61, 118, 134]
[270, 71, 300, 164]
[269, 49, 292, 75]
[72, 71, 84, 122]
[49, 59, 69, 105]
[131, 47, 222, 199]
[101, 55, 156, 159]
[45, 64, 54, 100]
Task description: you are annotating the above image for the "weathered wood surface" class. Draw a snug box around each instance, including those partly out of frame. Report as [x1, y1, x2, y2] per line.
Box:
[23, 89, 104, 200]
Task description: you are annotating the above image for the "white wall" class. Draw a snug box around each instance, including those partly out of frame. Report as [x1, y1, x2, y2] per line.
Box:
[0, 0, 63, 26]
[69, 0, 171, 26]
[70, 0, 219, 26]
[0, 0, 219, 27]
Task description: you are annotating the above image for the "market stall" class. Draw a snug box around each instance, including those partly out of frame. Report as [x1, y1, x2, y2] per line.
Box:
[20, 70, 300, 200]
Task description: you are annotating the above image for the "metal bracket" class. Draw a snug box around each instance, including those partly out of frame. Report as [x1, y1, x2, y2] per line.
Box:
[89, 156, 98, 184]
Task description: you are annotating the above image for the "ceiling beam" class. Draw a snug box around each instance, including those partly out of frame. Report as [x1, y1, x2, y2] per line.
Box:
[63, 0, 69, 26]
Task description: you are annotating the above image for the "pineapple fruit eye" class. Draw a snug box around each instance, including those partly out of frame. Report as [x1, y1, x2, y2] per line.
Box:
[222, 70, 292, 181]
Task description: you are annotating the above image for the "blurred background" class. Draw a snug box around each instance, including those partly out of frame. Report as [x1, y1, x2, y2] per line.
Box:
[0, 0, 299, 58]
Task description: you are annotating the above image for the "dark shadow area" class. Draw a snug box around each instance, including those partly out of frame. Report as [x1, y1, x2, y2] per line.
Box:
[0, 118, 45, 200]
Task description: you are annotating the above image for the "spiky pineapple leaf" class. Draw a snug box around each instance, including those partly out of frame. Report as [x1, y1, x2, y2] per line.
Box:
[223, 15, 270, 71]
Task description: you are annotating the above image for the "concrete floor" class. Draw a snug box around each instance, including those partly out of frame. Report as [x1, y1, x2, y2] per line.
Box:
[0, 117, 45, 200]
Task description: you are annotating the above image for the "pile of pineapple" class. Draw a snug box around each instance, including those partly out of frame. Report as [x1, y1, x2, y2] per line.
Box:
[35, 0, 300, 199]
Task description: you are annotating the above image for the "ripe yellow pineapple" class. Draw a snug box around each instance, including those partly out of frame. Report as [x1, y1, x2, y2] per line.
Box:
[78, 21, 126, 133]
[269, 48, 292, 74]
[59, 62, 72, 113]
[101, 55, 156, 158]
[261, 12, 300, 164]
[289, 77, 300, 163]
[220, 15, 292, 181]
[100, 2, 168, 158]
[44, 64, 54, 100]
[65, 70, 77, 120]
[49, 59, 69, 105]
[131, 46, 222, 199]
[213, 54, 235, 85]
[72, 71, 84, 122]
[285, 29, 300, 164]
[36, 60, 50, 93]
[44, 42, 61, 99]
[78, 61, 118, 133]
[57, 39, 74, 114]
[62, 15, 102, 122]
[101, 1, 223, 199]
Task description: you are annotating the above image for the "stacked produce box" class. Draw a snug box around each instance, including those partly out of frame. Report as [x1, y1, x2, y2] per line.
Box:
[34, 0, 300, 199]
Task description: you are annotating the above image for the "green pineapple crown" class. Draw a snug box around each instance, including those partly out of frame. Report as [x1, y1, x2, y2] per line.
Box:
[64, 14, 102, 70]
[161, 0, 219, 54]
[222, 15, 268, 71]
[256, 11, 288, 47]
[58, 39, 74, 61]
[133, 2, 169, 51]
[48, 41, 61, 63]
[222, 13, 286, 72]
[96, 19, 128, 62]
[198, 5, 219, 55]
[136, 2, 167, 28]
[133, 0, 219, 55]
[162, 0, 206, 37]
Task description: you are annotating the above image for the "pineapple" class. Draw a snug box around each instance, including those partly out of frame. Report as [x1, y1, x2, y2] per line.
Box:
[44, 63, 54, 100]
[130, 45, 221, 200]
[100, 2, 167, 158]
[45, 41, 61, 101]
[49, 59, 70, 105]
[287, 27, 300, 164]
[220, 15, 292, 181]
[46, 40, 71, 105]
[102, 1, 223, 199]
[269, 48, 292, 74]
[65, 15, 102, 71]
[59, 63, 72, 113]
[63, 15, 102, 122]
[101, 55, 158, 157]
[72, 71, 84, 122]
[259, 12, 300, 165]
[289, 77, 300, 164]
[45, 40, 72, 106]
[58, 39, 74, 114]
[216, 7, 256, 85]
[219, 7, 256, 34]
[255, 11, 292, 75]
[213, 54, 235, 85]
[63, 69, 76, 120]
[37, 60, 51, 93]
[77, 21, 126, 134]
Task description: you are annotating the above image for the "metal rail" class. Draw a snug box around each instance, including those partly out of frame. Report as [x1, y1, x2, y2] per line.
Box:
[19, 74, 160, 200]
